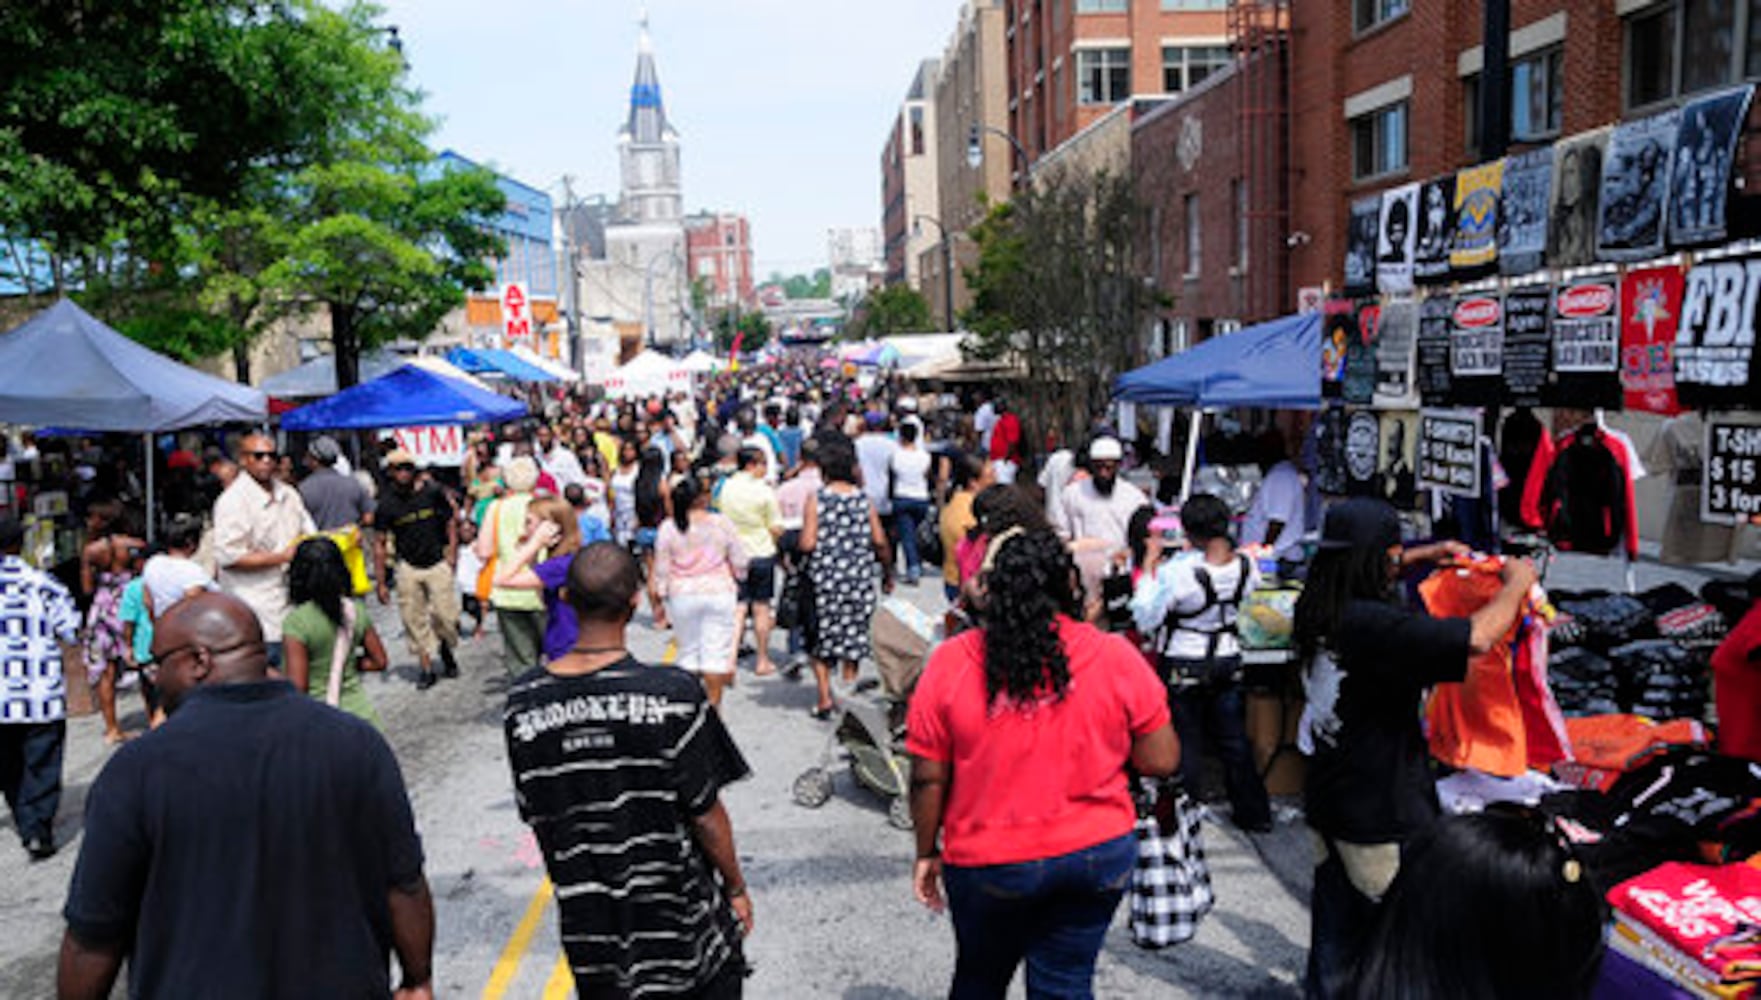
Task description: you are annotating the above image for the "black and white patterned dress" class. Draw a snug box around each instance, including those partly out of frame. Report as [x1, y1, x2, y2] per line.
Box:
[808, 487, 879, 664]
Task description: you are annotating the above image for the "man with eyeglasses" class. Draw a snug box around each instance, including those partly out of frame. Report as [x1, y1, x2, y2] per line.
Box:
[211, 433, 314, 666]
[58, 592, 434, 1000]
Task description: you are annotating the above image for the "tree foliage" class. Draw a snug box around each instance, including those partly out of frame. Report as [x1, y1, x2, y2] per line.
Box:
[961, 168, 1162, 451]
[712, 309, 772, 353]
[853, 284, 933, 337]
[0, 1, 507, 388]
[765, 269, 832, 301]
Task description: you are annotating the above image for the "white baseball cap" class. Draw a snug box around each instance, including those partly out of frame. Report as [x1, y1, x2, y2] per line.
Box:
[1089, 437, 1124, 462]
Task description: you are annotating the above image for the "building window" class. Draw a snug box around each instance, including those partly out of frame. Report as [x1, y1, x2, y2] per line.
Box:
[1076, 47, 1132, 104]
[910, 107, 926, 156]
[1624, 0, 1761, 108]
[1184, 193, 1201, 277]
[1233, 178, 1248, 270]
[1162, 45, 1232, 93]
[1463, 45, 1564, 150]
[1350, 100, 1408, 180]
[1076, 0, 1128, 11]
[1354, 0, 1409, 33]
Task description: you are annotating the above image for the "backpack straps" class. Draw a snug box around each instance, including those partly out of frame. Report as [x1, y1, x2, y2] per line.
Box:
[1166, 555, 1254, 662]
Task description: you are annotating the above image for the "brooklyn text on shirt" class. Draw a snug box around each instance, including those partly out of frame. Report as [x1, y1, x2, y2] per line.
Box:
[509, 693, 693, 743]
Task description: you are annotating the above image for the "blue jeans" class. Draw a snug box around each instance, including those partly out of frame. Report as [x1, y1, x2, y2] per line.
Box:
[892, 497, 930, 576]
[943, 833, 1136, 1000]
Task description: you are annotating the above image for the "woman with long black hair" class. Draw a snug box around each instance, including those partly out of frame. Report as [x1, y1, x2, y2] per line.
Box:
[633, 445, 669, 627]
[282, 538, 389, 726]
[907, 528, 1178, 999]
[652, 474, 749, 706]
[1292, 497, 1534, 1000]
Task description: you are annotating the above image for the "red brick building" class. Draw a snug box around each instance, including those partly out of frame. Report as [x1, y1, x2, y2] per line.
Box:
[1131, 7, 1289, 360]
[1004, 0, 1230, 175]
[1287, 0, 1653, 298]
[685, 212, 755, 310]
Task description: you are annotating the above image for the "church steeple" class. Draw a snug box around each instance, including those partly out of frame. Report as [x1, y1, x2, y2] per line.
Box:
[624, 9, 673, 144]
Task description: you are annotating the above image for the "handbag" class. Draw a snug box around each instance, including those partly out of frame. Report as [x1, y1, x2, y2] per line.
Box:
[1127, 778, 1214, 949]
[916, 507, 943, 568]
[475, 501, 500, 602]
[1101, 568, 1135, 633]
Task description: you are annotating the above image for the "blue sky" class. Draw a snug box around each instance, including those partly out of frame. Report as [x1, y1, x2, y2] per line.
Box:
[373, 0, 958, 277]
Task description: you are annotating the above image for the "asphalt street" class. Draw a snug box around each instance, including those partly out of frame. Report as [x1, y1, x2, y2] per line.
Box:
[2, 577, 1317, 999]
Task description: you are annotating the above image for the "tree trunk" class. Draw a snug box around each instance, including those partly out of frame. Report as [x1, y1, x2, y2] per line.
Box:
[232, 342, 252, 385]
[331, 302, 361, 390]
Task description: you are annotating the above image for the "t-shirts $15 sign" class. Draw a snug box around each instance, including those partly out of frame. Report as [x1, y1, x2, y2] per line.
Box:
[1703, 421, 1761, 522]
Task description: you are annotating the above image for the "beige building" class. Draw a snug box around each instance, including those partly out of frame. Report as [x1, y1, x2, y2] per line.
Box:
[919, 0, 1012, 331]
[881, 60, 941, 296]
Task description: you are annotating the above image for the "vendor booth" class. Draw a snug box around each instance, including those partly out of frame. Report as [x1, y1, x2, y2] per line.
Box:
[508, 345, 579, 382]
[279, 364, 527, 432]
[444, 346, 558, 383]
[599, 350, 689, 400]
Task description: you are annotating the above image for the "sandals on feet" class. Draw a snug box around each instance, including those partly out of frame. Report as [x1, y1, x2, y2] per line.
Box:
[808, 704, 835, 721]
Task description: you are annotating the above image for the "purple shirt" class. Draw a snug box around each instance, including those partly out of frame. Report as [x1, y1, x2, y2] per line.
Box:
[534, 554, 579, 662]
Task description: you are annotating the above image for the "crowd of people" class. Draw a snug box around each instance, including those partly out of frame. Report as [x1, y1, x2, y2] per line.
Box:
[0, 355, 1619, 999]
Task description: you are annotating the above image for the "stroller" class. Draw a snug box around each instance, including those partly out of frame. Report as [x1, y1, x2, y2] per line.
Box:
[791, 596, 939, 830]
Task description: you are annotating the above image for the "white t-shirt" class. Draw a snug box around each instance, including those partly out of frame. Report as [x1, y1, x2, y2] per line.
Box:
[974, 402, 998, 450]
[855, 433, 899, 515]
[141, 554, 217, 620]
[889, 447, 933, 502]
[1240, 461, 1306, 561]
[1130, 551, 1261, 660]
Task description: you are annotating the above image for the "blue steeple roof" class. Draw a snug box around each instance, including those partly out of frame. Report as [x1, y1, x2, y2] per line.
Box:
[623, 12, 672, 142]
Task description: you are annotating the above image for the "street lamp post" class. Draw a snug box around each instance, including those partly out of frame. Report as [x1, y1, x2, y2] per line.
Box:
[966, 123, 1032, 182]
[912, 215, 955, 333]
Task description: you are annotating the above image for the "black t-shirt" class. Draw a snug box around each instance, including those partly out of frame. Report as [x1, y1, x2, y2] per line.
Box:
[375, 482, 453, 569]
[503, 658, 751, 996]
[1303, 599, 1471, 843]
[63, 682, 425, 997]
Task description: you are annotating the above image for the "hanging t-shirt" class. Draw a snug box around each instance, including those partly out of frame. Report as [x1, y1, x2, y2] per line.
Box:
[1448, 292, 1505, 407]
[1620, 264, 1686, 415]
[1668, 84, 1754, 247]
[1322, 298, 1355, 397]
[1377, 183, 1418, 294]
[1643, 413, 1738, 566]
[1536, 426, 1640, 558]
[1344, 195, 1381, 296]
[1343, 299, 1380, 405]
[1499, 408, 1551, 531]
[1712, 601, 1761, 764]
[1373, 297, 1421, 409]
[1413, 175, 1456, 284]
[1675, 252, 1761, 410]
[1416, 292, 1455, 405]
[1597, 110, 1679, 262]
[1549, 128, 1610, 269]
[1498, 145, 1553, 277]
[1379, 412, 1420, 510]
[1500, 284, 1552, 408]
[1545, 277, 1624, 409]
[1451, 160, 1504, 275]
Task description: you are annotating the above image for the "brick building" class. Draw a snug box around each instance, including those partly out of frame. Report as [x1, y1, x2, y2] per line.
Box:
[881, 60, 942, 289]
[1003, 0, 1230, 174]
[685, 213, 755, 311]
[1288, 1, 1647, 297]
[1133, 23, 1288, 359]
[926, 0, 1012, 329]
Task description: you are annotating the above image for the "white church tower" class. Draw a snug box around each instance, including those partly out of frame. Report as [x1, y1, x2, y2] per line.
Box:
[590, 10, 690, 352]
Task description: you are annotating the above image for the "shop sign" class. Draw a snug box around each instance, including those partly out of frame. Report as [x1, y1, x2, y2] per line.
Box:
[1702, 421, 1761, 522]
[389, 425, 468, 468]
[501, 282, 532, 347]
[1418, 408, 1482, 498]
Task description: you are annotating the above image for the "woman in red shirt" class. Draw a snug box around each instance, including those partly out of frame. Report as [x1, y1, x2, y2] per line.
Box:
[907, 528, 1178, 999]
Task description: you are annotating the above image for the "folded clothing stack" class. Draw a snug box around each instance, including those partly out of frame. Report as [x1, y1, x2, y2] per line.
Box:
[1610, 639, 1711, 721]
[1606, 861, 1761, 999]
[1550, 646, 1621, 717]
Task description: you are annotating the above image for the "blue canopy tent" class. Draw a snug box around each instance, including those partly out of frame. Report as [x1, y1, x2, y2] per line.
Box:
[444, 347, 557, 383]
[281, 364, 527, 431]
[1112, 312, 1322, 499]
[0, 300, 269, 540]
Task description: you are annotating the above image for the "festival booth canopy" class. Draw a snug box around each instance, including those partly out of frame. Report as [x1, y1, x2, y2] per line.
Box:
[262, 351, 492, 398]
[680, 350, 723, 374]
[0, 299, 267, 431]
[444, 347, 558, 383]
[509, 345, 580, 382]
[882, 333, 965, 372]
[280, 364, 527, 431]
[1112, 312, 1323, 411]
[603, 350, 690, 399]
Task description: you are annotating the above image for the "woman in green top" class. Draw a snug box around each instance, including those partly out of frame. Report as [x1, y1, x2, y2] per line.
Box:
[282, 537, 389, 726]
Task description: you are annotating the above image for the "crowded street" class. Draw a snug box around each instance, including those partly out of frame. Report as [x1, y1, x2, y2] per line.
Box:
[9, 2, 1761, 999]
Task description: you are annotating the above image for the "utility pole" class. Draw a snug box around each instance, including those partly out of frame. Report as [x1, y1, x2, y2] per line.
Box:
[1478, 0, 1511, 162]
[560, 176, 583, 371]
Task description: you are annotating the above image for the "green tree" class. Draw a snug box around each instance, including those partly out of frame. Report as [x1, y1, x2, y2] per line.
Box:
[856, 285, 933, 337]
[712, 310, 772, 353]
[962, 167, 1162, 450]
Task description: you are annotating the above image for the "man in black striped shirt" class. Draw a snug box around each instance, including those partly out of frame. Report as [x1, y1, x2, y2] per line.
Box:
[504, 542, 752, 999]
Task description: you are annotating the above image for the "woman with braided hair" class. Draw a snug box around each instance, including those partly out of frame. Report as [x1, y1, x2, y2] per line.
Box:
[906, 527, 1178, 999]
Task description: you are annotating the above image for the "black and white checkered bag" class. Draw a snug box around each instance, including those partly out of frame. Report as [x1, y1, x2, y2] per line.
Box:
[1127, 782, 1214, 949]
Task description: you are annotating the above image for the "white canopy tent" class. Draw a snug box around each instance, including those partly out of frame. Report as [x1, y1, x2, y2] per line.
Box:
[601, 350, 690, 399]
[680, 350, 723, 374]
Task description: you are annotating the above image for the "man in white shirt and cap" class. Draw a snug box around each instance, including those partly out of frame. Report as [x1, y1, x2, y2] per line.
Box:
[1054, 437, 1149, 550]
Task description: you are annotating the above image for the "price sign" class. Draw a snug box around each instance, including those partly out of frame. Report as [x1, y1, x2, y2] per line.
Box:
[1418, 409, 1483, 498]
[1702, 421, 1761, 523]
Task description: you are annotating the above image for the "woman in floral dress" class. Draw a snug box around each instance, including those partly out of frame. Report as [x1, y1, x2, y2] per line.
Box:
[800, 432, 890, 719]
[81, 500, 145, 745]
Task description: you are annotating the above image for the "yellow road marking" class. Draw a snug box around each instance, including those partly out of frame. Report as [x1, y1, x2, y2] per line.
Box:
[663, 639, 677, 663]
[541, 954, 575, 999]
[481, 877, 553, 1000]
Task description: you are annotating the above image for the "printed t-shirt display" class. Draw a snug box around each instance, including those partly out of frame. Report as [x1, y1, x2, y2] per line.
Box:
[905, 616, 1170, 867]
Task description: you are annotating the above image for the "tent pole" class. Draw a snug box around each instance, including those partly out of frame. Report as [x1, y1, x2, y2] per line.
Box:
[143, 433, 156, 544]
[1179, 410, 1204, 503]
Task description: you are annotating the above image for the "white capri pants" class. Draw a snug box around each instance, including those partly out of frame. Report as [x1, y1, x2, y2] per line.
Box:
[666, 591, 738, 676]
